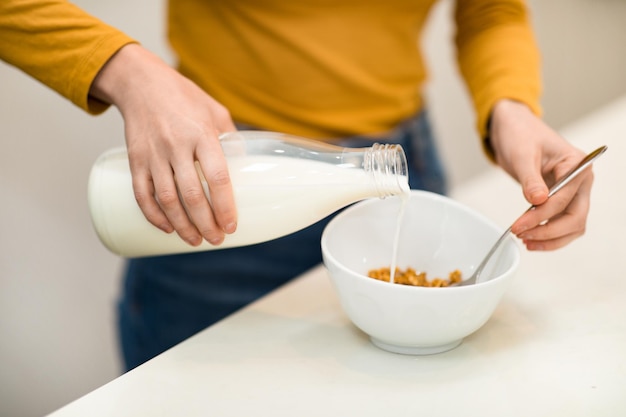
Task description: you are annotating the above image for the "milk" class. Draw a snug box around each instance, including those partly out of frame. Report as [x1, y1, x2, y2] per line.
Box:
[389, 192, 409, 284]
[89, 147, 409, 258]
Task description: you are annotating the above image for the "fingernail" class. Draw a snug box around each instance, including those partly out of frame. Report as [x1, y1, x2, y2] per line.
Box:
[208, 236, 224, 245]
[160, 223, 174, 233]
[513, 226, 527, 236]
[224, 222, 237, 234]
[187, 237, 201, 246]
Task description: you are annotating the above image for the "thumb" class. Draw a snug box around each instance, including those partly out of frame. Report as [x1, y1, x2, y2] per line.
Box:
[518, 165, 549, 206]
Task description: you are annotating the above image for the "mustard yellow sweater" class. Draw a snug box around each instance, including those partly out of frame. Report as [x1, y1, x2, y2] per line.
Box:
[0, 0, 541, 140]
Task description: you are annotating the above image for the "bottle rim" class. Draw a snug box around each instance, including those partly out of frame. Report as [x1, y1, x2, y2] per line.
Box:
[365, 143, 409, 198]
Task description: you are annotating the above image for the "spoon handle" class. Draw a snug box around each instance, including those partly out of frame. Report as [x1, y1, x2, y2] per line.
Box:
[544, 145, 607, 200]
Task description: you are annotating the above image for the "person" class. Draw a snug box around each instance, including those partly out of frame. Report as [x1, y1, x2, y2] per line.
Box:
[1, 0, 594, 370]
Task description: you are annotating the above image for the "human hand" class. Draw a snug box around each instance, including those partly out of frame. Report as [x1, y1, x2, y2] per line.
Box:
[488, 99, 593, 251]
[90, 44, 237, 247]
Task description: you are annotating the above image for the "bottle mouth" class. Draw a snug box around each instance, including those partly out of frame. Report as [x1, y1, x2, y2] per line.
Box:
[365, 143, 409, 198]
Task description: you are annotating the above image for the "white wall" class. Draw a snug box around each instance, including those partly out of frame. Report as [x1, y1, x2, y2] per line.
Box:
[529, 0, 626, 128]
[0, 2, 171, 416]
[1, 1, 625, 416]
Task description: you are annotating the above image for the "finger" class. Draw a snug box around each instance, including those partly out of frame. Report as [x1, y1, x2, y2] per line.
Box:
[511, 183, 577, 235]
[173, 159, 225, 245]
[129, 164, 174, 234]
[517, 182, 591, 243]
[517, 208, 585, 244]
[151, 161, 203, 246]
[197, 135, 238, 235]
[210, 100, 237, 133]
[520, 196, 588, 251]
[511, 167, 592, 235]
[522, 230, 583, 251]
[513, 150, 550, 207]
[215, 113, 237, 133]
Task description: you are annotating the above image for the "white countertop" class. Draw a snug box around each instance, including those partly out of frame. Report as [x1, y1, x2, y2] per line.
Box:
[48, 97, 626, 417]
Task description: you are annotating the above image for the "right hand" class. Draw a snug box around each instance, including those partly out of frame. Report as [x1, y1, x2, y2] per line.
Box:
[90, 44, 238, 247]
[487, 99, 591, 251]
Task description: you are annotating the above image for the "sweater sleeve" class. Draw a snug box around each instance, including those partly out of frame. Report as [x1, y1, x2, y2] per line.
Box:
[454, 0, 542, 154]
[0, 0, 136, 114]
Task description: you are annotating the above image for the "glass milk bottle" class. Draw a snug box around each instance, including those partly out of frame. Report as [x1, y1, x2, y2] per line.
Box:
[88, 130, 409, 257]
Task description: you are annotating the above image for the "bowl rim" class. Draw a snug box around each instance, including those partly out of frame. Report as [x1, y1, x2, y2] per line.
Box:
[320, 189, 521, 291]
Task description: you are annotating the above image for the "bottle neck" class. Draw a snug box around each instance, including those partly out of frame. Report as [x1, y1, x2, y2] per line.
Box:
[364, 143, 410, 198]
[219, 131, 410, 198]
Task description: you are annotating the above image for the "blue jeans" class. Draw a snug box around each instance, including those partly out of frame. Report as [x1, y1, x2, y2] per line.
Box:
[117, 112, 447, 370]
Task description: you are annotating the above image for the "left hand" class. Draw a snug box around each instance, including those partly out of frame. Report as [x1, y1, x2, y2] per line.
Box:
[488, 99, 594, 251]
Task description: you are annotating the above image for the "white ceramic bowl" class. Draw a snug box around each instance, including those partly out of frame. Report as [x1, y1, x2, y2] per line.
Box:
[321, 190, 520, 355]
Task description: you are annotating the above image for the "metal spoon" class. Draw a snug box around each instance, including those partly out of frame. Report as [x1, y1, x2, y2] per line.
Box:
[453, 145, 607, 287]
